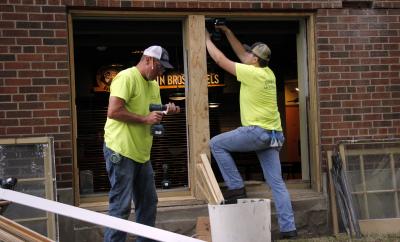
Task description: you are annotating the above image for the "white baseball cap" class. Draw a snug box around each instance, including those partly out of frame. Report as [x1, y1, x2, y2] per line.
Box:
[143, 45, 173, 69]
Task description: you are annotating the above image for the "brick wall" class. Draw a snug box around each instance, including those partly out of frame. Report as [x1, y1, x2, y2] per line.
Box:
[1, 0, 399, 188]
[317, 7, 400, 158]
[0, 3, 71, 187]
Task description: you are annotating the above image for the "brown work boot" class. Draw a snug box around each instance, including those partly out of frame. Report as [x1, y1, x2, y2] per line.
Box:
[222, 187, 247, 204]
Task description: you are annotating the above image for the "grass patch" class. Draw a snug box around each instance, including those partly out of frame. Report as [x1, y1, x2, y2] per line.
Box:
[278, 233, 400, 242]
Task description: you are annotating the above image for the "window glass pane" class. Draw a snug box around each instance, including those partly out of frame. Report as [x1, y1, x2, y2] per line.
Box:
[367, 192, 396, 219]
[19, 219, 48, 236]
[0, 144, 45, 178]
[364, 168, 393, 191]
[341, 141, 400, 220]
[395, 154, 400, 188]
[352, 194, 367, 219]
[346, 170, 363, 192]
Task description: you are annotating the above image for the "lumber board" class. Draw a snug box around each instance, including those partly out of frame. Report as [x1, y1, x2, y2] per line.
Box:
[0, 215, 54, 242]
[195, 216, 211, 242]
[196, 154, 224, 205]
[196, 164, 217, 204]
[0, 229, 25, 242]
[327, 151, 339, 235]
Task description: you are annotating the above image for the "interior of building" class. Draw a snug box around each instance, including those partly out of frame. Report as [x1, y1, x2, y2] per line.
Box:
[72, 18, 301, 195]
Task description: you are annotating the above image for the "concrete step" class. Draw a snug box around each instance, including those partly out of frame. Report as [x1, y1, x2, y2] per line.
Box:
[155, 188, 329, 239]
[67, 188, 328, 241]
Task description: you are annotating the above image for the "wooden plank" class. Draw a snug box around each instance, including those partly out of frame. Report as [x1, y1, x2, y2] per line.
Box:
[200, 154, 223, 203]
[184, 15, 210, 199]
[306, 13, 322, 192]
[68, 11, 81, 207]
[0, 229, 25, 242]
[196, 164, 217, 204]
[0, 215, 54, 242]
[195, 217, 211, 242]
[327, 151, 339, 235]
[196, 154, 224, 205]
[359, 218, 400, 235]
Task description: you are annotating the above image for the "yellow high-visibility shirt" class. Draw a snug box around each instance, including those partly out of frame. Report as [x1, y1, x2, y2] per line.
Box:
[235, 63, 282, 131]
[104, 67, 161, 163]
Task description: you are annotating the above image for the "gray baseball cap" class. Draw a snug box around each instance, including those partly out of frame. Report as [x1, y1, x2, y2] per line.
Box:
[244, 42, 271, 61]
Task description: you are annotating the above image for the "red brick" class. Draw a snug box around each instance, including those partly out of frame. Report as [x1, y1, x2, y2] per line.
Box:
[33, 110, 58, 117]
[20, 118, 45, 125]
[7, 126, 33, 134]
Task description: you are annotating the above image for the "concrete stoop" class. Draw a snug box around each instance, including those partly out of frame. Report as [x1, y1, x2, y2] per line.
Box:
[66, 189, 328, 241]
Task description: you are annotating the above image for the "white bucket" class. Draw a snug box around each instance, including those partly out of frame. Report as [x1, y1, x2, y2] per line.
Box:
[208, 199, 271, 242]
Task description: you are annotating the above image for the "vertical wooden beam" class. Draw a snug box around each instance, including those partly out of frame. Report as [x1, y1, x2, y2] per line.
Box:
[307, 14, 322, 192]
[67, 12, 80, 206]
[183, 15, 210, 198]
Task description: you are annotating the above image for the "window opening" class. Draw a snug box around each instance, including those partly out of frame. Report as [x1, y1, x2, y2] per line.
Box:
[72, 19, 187, 196]
[205, 19, 305, 183]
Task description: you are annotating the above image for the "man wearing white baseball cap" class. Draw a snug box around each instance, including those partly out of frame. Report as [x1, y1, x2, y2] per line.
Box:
[103, 45, 180, 242]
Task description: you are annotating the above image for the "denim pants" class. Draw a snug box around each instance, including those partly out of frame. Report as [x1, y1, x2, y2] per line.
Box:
[103, 144, 158, 242]
[209, 126, 296, 232]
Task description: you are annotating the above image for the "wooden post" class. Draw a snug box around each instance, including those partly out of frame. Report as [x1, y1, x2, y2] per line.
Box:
[184, 15, 210, 199]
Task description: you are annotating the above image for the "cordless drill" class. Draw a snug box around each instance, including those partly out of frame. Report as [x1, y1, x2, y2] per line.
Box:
[149, 104, 167, 137]
[212, 18, 226, 41]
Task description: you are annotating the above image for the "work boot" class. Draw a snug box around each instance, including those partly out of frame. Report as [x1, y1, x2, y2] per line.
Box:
[222, 187, 247, 204]
[280, 230, 297, 240]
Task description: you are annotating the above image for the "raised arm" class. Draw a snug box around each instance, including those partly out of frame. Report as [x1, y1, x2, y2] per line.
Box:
[216, 25, 247, 63]
[205, 29, 236, 76]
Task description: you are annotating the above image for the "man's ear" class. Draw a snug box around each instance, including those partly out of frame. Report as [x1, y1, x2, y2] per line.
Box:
[252, 56, 259, 65]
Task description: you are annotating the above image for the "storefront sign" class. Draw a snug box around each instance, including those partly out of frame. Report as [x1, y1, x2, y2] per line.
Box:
[94, 68, 223, 93]
[156, 73, 224, 89]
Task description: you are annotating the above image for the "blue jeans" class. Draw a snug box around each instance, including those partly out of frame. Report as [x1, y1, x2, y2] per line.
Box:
[209, 126, 296, 232]
[103, 144, 158, 242]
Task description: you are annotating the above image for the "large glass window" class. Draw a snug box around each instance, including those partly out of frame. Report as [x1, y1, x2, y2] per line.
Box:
[72, 19, 187, 196]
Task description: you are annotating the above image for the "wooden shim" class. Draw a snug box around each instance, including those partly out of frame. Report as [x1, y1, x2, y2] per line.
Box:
[197, 154, 224, 205]
[196, 164, 218, 204]
[327, 151, 339, 235]
[0, 215, 54, 242]
[200, 154, 224, 202]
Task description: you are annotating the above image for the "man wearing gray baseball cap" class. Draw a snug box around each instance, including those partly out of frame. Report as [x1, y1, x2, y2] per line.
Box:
[205, 25, 297, 239]
[103, 45, 180, 242]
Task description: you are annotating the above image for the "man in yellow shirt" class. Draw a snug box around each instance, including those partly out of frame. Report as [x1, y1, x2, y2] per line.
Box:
[205, 26, 297, 239]
[103, 46, 180, 242]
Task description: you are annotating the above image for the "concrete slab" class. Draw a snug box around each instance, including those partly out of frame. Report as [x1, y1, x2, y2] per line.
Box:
[69, 188, 328, 241]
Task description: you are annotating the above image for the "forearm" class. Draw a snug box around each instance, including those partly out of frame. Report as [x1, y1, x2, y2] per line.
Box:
[222, 28, 246, 61]
[107, 106, 146, 124]
[206, 38, 236, 76]
[206, 39, 225, 65]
